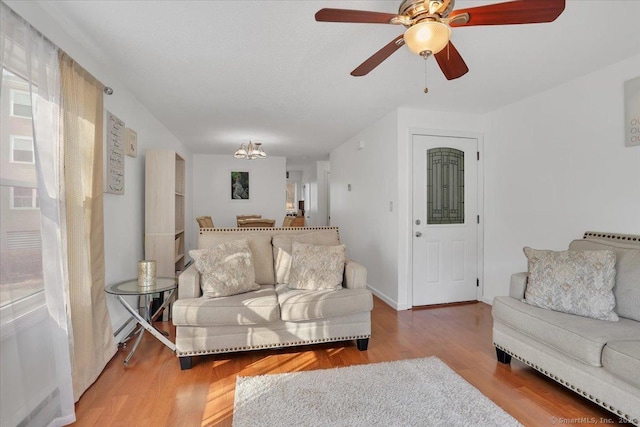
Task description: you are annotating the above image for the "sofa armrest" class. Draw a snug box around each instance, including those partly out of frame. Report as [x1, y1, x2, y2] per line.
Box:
[509, 272, 528, 299]
[178, 264, 202, 299]
[344, 258, 367, 289]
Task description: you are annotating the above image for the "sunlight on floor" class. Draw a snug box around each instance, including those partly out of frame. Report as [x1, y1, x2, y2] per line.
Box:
[200, 347, 353, 425]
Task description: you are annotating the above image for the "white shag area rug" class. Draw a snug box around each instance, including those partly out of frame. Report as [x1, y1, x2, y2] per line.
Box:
[233, 356, 521, 427]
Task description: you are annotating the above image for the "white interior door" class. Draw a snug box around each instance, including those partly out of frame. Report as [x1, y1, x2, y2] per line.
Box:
[412, 134, 478, 306]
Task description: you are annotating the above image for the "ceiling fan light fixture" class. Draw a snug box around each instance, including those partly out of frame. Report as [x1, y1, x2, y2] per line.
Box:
[403, 21, 451, 56]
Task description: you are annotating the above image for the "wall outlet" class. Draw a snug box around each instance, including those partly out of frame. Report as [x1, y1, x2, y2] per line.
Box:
[348, 184, 351, 191]
[389, 201, 393, 212]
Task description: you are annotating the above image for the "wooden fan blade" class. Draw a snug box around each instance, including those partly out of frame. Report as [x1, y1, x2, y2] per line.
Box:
[351, 35, 404, 77]
[449, 0, 565, 27]
[315, 8, 399, 24]
[434, 42, 469, 80]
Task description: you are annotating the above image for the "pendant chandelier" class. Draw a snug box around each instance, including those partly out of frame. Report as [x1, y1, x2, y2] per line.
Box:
[234, 141, 267, 160]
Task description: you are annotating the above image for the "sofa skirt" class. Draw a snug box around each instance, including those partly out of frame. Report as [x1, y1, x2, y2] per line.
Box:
[493, 322, 640, 425]
[175, 311, 371, 357]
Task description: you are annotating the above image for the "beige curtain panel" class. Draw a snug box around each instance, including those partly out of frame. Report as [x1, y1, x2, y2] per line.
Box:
[60, 52, 116, 401]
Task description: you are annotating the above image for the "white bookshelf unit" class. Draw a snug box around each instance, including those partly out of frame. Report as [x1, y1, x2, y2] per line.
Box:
[144, 149, 186, 278]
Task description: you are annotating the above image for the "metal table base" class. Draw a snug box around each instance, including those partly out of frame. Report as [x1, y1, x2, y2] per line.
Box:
[116, 290, 176, 365]
[106, 277, 178, 366]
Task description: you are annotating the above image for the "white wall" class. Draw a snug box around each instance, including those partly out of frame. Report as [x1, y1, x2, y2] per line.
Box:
[193, 155, 286, 229]
[6, 1, 193, 339]
[482, 54, 640, 303]
[316, 161, 330, 226]
[330, 111, 400, 307]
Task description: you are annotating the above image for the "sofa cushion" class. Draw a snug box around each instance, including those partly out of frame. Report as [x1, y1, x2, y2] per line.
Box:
[602, 341, 640, 389]
[172, 285, 279, 326]
[198, 232, 275, 285]
[288, 242, 346, 290]
[523, 247, 618, 321]
[492, 296, 640, 367]
[276, 284, 373, 322]
[569, 238, 640, 322]
[272, 230, 340, 284]
[190, 240, 260, 298]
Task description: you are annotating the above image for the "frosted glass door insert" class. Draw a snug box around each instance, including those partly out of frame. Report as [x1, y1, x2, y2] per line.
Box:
[427, 148, 464, 224]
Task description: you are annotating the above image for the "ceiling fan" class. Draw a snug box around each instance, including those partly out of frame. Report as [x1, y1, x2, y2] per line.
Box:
[315, 0, 565, 80]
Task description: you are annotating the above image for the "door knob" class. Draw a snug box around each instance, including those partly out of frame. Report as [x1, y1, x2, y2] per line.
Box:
[415, 231, 422, 237]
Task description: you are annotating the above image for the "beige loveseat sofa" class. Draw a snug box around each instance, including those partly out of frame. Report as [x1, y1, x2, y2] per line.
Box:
[492, 232, 640, 425]
[172, 227, 373, 370]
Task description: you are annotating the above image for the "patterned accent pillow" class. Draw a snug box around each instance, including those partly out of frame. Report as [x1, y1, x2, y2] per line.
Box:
[523, 247, 619, 321]
[189, 239, 259, 298]
[288, 242, 346, 290]
[272, 230, 340, 284]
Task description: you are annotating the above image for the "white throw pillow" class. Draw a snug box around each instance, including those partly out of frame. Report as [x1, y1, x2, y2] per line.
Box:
[287, 242, 346, 290]
[272, 230, 340, 284]
[189, 239, 260, 298]
[523, 247, 619, 321]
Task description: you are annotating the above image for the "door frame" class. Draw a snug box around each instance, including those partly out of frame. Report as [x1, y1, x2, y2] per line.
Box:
[407, 128, 485, 307]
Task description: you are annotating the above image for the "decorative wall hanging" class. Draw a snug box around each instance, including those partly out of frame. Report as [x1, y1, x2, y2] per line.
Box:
[106, 111, 125, 194]
[125, 128, 137, 157]
[231, 171, 250, 200]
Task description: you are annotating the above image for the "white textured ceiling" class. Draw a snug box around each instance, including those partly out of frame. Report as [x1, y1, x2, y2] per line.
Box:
[30, 1, 640, 165]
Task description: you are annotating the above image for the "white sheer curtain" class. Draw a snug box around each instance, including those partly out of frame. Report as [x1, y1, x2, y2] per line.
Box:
[0, 3, 75, 426]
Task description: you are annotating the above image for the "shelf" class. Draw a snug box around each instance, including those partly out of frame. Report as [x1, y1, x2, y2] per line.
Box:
[145, 150, 186, 322]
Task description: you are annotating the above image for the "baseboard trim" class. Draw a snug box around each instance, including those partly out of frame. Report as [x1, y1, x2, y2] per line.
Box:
[411, 300, 479, 310]
[367, 286, 410, 311]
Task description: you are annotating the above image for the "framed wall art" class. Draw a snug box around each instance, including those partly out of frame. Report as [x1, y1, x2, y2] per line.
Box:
[125, 128, 137, 157]
[106, 111, 125, 194]
[231, 171, 249, 200]
[625, 76, 640, 147]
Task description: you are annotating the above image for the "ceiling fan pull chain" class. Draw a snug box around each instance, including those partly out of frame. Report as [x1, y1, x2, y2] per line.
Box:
[423, 55, 429, 94]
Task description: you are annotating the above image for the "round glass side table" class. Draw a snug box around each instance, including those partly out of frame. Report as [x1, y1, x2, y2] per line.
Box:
[105, 277, 177, 366]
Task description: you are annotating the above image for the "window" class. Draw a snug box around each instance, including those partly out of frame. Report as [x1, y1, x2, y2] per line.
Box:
[10, 136, 34, 163]
[10, 88, 32, 118]
[10, 187, 39, 209]
[1, 68, 43, 308]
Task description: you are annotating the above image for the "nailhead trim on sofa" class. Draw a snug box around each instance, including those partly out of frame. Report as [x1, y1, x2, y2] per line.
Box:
[584, 231, 640, 243]
[199, 226, 340, 240]
[494, 343, 637, 425]
[177, 333, 371, 356]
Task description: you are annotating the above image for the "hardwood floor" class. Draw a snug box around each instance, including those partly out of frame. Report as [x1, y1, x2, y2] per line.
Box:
[73, 297, 626, 426]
